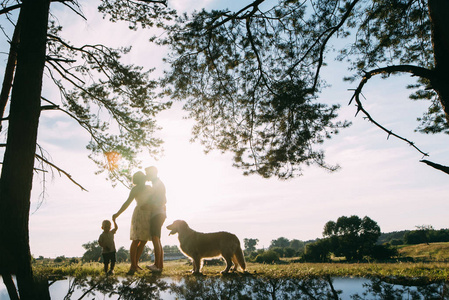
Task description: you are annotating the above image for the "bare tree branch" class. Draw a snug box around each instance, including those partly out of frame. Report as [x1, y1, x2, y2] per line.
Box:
[0, 4, 21, 16]
[420, 159, 449, 175]
[311, 0, 361, 91]
[206, 0, 264, 31]
[349, 65, 434, 157]
[35, 153, 88, 191]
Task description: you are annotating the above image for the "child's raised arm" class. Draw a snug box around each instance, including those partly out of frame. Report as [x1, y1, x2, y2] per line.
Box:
[112, 218, 118, 234]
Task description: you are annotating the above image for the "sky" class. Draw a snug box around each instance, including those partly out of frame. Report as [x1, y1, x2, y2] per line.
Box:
[1, 0, 448, 258]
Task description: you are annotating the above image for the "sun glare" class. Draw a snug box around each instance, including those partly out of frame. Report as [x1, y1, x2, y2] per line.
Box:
[137, 141, 233, 223]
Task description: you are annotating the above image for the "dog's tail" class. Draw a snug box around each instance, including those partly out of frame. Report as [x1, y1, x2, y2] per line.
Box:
[234, 246, 246, 271]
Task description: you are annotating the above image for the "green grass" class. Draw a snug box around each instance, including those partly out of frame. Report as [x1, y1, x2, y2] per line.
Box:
[32, 243, 449, 281]
[397, 242, 449, 261]
[33, 259, 449, 281]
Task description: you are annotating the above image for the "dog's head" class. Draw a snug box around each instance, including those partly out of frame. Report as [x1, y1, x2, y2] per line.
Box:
[166, 220, 188, 235]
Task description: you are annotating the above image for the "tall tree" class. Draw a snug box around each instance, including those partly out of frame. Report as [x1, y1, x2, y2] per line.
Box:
[161, 0, 449, 177]
[0, 0, 174, 298]
[243, 238, 259, 253]
[0, 1, 50, 298]
[323, 215, 381, 260]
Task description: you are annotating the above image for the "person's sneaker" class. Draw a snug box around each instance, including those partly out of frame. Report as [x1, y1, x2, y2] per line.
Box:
[107, 270, 114, 276]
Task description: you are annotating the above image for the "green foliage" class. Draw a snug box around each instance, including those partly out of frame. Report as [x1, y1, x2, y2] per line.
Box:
[378, 230, 409, 245]
[255, 250, 280, 264]
[97, 0, 176, 31]
[270, 237, 290, 249]
[41, 1, 176, 186]
[54, 256, 66, 263]
[81, 240, 102, 262]
[138, 246, 152, 262]
[160, 2, 351, 179]
[389, 239, 404, 246]
[116, 246, 130, 262]
[303, 239, 331, 262]
[244, 238, 259, 255]
[368, 245, 398, 260]
[160, 0, 448, 178]
[289, 239, 305, 252]
[323, 215, 381, 261]
[404, 227, 449, 245]
[270, 247, 285, 257]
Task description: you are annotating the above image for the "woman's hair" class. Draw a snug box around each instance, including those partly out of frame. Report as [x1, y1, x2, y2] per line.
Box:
[132, 171, 146, 185]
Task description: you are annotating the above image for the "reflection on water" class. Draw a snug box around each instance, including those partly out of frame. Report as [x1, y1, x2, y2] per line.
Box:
[1, 274, 448, 299]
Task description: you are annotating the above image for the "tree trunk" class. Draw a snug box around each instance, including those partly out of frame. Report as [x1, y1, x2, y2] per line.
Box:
[0, 13, 21, 132]
[0, 0, 50, 299]
[1, 272, 19, 300]
[428, 0, 449, 123]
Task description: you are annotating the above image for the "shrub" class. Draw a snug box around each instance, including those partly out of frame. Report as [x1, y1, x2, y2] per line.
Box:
[255, 250, 280, 264]
[271, 247, 284, 257]
[389, 239, 403, 246]
[283, 247, 296, 258]
[369, 245, 398, 260]
[204, 259, 224, 266]
[303, 239, 331, 262]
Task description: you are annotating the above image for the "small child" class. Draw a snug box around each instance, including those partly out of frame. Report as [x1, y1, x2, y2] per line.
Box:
[98, 219, 118, 275]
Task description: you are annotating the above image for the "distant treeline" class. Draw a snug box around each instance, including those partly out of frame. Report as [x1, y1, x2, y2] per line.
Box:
[245, 220, 449, 263]
[378, 227, 449, 245]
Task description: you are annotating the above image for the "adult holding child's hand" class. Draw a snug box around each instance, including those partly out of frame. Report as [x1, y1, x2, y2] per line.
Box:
[113, 171, 153, 275]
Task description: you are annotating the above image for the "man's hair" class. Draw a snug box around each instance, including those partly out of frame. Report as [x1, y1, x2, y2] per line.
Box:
[145, 166, 158, 175]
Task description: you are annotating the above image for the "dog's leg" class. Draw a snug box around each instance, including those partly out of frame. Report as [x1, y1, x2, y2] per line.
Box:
[221, 256, 232, 274]
[231, 255, 239, 272]
[192, 257, 201, 274]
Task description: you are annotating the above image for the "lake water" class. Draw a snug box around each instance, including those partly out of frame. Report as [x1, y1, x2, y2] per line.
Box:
[1, 275, 447, 299]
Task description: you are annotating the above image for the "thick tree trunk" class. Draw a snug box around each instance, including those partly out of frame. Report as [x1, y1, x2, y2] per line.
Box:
[0, 0, 50, 299]
[428, 0, 449, 123]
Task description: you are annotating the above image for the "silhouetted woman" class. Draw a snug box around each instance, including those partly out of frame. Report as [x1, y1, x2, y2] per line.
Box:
[113, 171, 152, 274]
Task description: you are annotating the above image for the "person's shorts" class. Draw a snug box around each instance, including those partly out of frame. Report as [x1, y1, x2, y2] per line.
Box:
[102, 251, 116, 264]
[150, 214, 166, 238]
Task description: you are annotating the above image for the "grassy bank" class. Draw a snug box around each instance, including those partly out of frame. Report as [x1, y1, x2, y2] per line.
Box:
[33, 260, 449, 281]
[32, 243, 449, 281]
[397, 242, 449, 261]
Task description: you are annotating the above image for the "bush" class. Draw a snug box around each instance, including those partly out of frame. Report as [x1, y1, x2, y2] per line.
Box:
[389, 239, 403, 246]
[204, 259, 225, 266]
[303, 239, 331, 262]
[271, 247, 284, 257]
[54, 256, 66, 263]
[69, 258, 79, 264]
[369, 245, 398, 260]
[283, 247, 296, 258]
[255, 250, 280, 264]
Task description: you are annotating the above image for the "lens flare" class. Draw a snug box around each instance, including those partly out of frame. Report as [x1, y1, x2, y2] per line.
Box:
[104, 151, 121, 171]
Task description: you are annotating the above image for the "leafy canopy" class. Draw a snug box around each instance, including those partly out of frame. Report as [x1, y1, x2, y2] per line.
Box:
[0, 0, 175, 186]
[160, 0, 445, 178]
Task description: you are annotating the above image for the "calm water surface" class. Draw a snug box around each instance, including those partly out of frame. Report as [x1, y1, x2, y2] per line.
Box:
[1, 275, 447, 299]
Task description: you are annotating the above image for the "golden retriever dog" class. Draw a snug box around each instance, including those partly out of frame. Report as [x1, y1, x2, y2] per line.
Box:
[166, 220, 246, 274]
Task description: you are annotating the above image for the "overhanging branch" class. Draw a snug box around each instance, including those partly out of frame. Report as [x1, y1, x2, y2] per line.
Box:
[420, 160, 449, 175]
[35, 154, 88, 191]
[349, 65, 434, 157]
